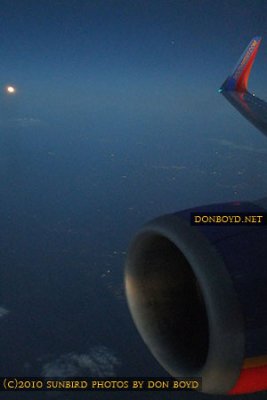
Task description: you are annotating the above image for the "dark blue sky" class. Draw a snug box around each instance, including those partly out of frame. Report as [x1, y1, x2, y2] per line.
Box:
[1, 0, 267, 126]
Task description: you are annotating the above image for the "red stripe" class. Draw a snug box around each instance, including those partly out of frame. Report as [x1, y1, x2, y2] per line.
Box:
[236, 40, 261, 92]
[229, 365, 267, 394]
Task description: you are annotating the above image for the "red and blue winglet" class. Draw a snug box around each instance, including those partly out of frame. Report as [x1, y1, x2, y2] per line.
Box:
[219, 36, 262, 93]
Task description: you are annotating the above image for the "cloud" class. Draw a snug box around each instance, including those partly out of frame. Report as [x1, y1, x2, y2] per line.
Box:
[0, 116, 42, 128]
[0, 306, 9, 318]
[41, 346, 120, 377]
[15, 117, 41, 127]
[210, 138, 267, 154]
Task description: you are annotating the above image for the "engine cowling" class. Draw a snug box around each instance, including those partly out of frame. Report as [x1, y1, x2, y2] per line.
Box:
[125, 199, 267, 394]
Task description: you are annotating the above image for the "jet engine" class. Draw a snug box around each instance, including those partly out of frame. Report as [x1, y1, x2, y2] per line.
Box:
[125, 199, 267, 394]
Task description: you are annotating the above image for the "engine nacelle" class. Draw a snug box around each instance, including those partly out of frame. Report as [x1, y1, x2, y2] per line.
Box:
[125, 199, 267, 394]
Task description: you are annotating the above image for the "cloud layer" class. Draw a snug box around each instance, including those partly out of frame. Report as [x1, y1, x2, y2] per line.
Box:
[41, 346, 120, 377]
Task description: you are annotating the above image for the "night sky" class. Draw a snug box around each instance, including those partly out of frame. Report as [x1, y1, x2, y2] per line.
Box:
[1, 0, 267, 132]
[0, 1, 267, 399]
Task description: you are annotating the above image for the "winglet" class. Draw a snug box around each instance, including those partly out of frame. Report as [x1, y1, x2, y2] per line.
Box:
[219, 36, 262, 93]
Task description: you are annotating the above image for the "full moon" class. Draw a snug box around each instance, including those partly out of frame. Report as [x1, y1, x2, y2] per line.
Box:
[6, 86, 16, 94]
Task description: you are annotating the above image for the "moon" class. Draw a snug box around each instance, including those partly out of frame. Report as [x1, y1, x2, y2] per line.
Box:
[6, 86, 16, 94]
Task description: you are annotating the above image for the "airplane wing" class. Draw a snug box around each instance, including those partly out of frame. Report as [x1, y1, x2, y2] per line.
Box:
[219, 36, 267, 137]
[124, 37, 267, 397]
